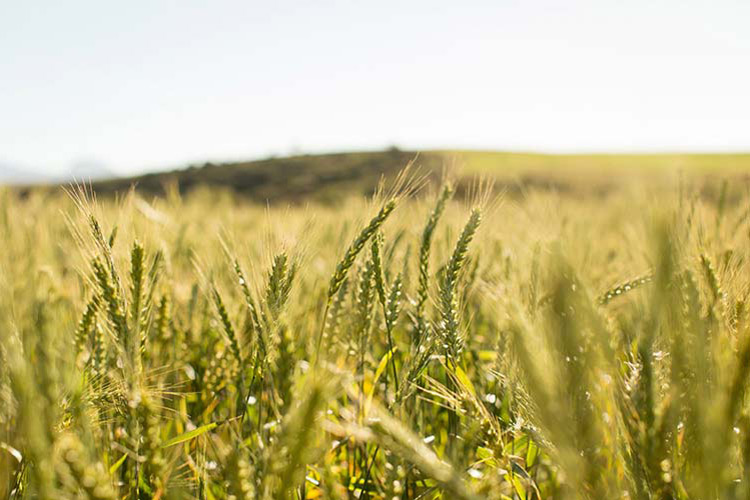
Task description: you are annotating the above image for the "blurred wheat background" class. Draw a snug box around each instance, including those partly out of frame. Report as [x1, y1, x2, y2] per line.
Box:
[3, 164, 750, 499]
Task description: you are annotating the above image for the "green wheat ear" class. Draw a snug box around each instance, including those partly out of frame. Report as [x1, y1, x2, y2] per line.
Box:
[700, 253, 722, 305]
[233, 258, 267, 356]
[371, 232, 387, 306]
[317, 198, 397, 356]
[129, 241, 145, 370]
[92, 256, 128, 347]
[74, 294, 100, 366]
[327, 198, 397, 301]
[212, 285, 242, 363]
[385, 272, 403, 335]
[417, 184, 454, 317]
[598, 272, 653, 305]
[265, 252, 296, 320]
[411, 184, 453, 351]
[439, 208, 481, 363]
[370, 232, 402, 396]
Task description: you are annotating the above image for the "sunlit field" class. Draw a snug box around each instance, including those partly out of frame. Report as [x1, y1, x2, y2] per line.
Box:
[3, 164, 750, 499]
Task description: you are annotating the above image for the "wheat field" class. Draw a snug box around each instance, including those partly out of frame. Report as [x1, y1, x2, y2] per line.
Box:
[2, 169, 750, 499]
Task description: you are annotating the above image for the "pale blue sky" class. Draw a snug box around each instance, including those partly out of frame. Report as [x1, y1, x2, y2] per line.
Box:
[2, 1, 750, 178]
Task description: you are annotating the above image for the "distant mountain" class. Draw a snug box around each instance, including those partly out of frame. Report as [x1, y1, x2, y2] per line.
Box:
[66, 160, 116, 181]
[0, 160, 118, 186]
[0, 163, 51, 185]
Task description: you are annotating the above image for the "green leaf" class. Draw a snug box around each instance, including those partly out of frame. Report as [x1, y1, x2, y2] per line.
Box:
[162, 422, 217, 448]
[455, 364, 477, 397]
[476, 445, 499, 468]
[476, 446, 494, 461]
[109, 453, 127, 474]
[526, 440, 539, 468]
[373, 348, 396, 388]
[506, 472, 527, 499]
[366, 347, 396, 410]
[503, 434, 530, 456]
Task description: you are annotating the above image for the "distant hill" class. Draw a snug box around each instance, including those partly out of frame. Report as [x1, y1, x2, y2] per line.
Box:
[0, 163, 50, 184]
[76, 149, 441, 203]
[1, 160, 115, 185]
[12, 149, 750, 203]
[67, 160, 116, 181]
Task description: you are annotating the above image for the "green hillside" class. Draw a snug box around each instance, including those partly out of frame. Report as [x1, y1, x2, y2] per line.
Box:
[22, 149, 750, 203]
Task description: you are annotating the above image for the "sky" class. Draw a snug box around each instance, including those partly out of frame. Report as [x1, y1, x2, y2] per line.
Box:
[2, 1, 750, 178]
